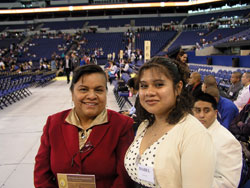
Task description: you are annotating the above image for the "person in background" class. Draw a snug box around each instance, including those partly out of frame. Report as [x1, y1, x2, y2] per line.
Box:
[187, 72, 203, 97]
[121, 77, 140, 133]
[50, 57, 57, 71]
[105, 60, 118, 84]
[34, 64, 134, 188]
[80, 56, 86, 66]
[202, 75, 218, 92]
[176, 49, 188, 64]
[230, 103, 250, 143]
[63, 55, 72, 84]
[121, 59, 130, 74]
[226, 72, 243, 101]
[234, 72, 250, 111]
[176, 49, 190, 75]
[125, 56, 215, 188]
[205, 86, 239, 129]
[121, 77, 139, 117]
[202, 74, 228, 99]
[193, 92, 242, 188]
[71, 52, 79, 71]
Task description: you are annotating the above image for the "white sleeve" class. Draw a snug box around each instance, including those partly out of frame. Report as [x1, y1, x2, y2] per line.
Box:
[234, 86, 250, 109]
[123, 64, 129, 71]
[181, 131, 216, 188]
[110, 65, 118, 74]
[212, 138, 242, 188]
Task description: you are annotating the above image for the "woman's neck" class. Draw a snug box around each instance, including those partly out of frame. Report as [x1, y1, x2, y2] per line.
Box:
[79, 116, 95, 130]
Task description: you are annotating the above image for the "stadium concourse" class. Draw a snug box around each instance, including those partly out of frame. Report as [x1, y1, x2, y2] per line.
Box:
[0, 74, 133, 188]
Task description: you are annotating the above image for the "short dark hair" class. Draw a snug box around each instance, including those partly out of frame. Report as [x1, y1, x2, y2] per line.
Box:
[203, 75, 217, 88]
[205, 86, 220, 100]
[232, 71, 242, 79]
[245, 72, 250, 79]
[127, 77, 139, 90]
[136, 56, 193, 125]
[70, 64, 107, 92]
[194, 92, 217, 110]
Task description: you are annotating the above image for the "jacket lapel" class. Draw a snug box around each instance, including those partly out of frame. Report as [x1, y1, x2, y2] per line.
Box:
[80, 122, 111, 160]
[61, 122, 81, 167]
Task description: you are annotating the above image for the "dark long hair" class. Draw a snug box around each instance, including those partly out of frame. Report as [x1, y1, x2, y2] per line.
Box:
[136, 56, 193, 126]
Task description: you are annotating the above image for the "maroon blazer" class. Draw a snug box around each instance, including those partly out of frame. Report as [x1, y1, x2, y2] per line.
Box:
[34, 109, 134, 188]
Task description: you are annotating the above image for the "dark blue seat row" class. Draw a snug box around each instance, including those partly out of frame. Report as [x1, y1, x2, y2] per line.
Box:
[35, 70, 56, 87]
[0, 74, 32, 109]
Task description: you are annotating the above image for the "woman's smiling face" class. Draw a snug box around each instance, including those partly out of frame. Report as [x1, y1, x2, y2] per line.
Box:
[72, 73, 107, 120]
[139, 68, 181, 119]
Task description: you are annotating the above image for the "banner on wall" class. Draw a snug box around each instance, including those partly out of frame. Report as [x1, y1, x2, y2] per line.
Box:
[144, 40, 151, 63]
[120, 50, 123, 59]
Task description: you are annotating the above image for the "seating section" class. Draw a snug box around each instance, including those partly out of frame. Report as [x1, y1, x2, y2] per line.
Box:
[88, 19, 130, 28]
[0, 70, 56, 109]
[184, 9, 249, 25]
[213, 27, 250, 46]
[6, 24, 33, 30]
[205, 27, 248, 43]
[169, 26, 249, 53]
[1, 8, 250, 109]
[18, 37, 69, 64]
[0, 38, 21, 48]
[42, 20, 86, 30]
[0, 73, 32, 109]
[35, 70, 57, 87]
[112, 79, 133, 110]
[87, 17, 184, 28]
[189, 64, 249, 92]
[184, 12, 223, 24]
[80, 32, 124, 63]
[221, 9, 250, 18]
[105, 60, 139, 110]
[0, 25, 7, 32]
[135, 31, 177, 57]
[169, 29, 209, 52]
[134, 17, 184, 26]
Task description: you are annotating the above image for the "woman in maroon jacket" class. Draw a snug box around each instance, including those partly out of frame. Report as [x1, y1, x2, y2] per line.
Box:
[34, 64, 134, 188]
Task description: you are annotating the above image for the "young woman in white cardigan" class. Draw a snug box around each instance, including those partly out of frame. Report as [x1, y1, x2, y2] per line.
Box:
[124, 56, 216, 188]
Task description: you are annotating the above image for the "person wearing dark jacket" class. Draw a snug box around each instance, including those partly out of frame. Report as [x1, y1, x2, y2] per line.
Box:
[230, 104, 250, 142]
[226, 72, 243, 101]
[63, 55, 72, 84]
[187, 72, 203, 97]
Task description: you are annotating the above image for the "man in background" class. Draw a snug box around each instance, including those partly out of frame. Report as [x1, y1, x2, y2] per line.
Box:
[234, 72, 250, 111]
[193, 92, 242, 188]
[205, 86, 239, 129]
[187, 72, 203, 97]
[226, 72, 243, 101]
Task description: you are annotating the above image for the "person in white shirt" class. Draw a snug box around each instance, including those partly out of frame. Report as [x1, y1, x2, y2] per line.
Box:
[106, 60, 117, 75]
[193, 93, 243, 188]
[122, 60, 130, 73]
[234, 72, 250, 111]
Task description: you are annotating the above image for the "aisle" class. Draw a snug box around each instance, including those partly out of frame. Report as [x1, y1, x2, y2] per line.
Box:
[0, 78, 120, 188]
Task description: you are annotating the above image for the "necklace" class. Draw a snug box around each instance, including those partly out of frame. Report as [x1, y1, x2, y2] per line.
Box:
[139, 124, 170, 155]
[81, 131, 86, 139]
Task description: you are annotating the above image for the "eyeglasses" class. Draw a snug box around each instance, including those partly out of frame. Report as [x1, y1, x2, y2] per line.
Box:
[71, 141, 94, 167]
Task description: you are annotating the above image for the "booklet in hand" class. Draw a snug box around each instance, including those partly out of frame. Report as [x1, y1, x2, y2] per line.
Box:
[57, 173, 96, 188]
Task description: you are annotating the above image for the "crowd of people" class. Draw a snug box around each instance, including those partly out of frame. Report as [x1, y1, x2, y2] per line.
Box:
[32, 49, 250, 188]
[1, 7, 250, 188]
